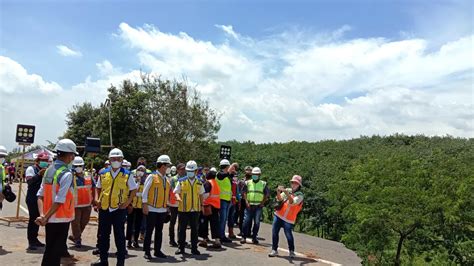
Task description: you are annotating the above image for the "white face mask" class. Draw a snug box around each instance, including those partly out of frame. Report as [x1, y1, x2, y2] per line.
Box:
[166, 168, 171, 174]
[187, 171, 195, 178]
[0, 158, 5, 164]
[111, 161, 122, 169]
[74, 167, 83, 174]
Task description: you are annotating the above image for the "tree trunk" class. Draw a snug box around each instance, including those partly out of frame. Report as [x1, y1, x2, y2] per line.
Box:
[395, 234, 405, 266]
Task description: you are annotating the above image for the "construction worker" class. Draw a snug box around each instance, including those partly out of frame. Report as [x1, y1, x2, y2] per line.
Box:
[25, 151, 50, 250]
[99, 160, 110, 174]
[92, 148, 137, 266]
[122, 160, 131, 171]
[174, 160, 205, 255]
[241, 167, 269, 244]
[168, 163, 185, 247]
[141, 155, 172, 259]
[269, 175, 304, 258]
[132, 156, 151, 241]
[126, 165, 147, 249]
[35, 139, 77, 266]
[216, 159, 234, 242]
[198, 168, 221, 248]
[237, 166, 252, 236]
[170, 165, 177, 176]
[0, 145, 7, 206]
[227, 163, 239, 239]
[69, 156, 95, 248]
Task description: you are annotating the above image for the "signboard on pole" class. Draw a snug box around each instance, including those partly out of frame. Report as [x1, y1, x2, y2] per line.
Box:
[15, 124, 35, 144]
[220, 145, 232, 160]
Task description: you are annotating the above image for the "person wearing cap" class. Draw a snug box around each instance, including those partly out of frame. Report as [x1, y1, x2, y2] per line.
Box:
[168, 163, 185, 247]
[216, 159, 235, 242]
[24, 151, 50, 250]
[236, 166, 252, 236]
[126, 165, 148, 249]
[198, 168, 221, 248]
[141, 155, 172, 260]
[269, 175, 304, 258]
[173, 160, 205, 255]
[240, 167, 269, 245]
[92, 148, 137, 266]
[35, 139, 77, 266]
[69, 156, 95, 248]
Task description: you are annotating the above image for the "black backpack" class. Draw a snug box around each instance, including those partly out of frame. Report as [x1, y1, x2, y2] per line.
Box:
[3, 184, 17, 202]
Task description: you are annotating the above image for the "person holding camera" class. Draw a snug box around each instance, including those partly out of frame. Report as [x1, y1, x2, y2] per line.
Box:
[269, 175, 304, 259]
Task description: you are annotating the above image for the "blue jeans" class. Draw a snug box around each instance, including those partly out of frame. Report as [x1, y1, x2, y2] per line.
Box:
[242, 206, 263, 239]
[219, 200, 231, 239]
[272, 215, 295, 252]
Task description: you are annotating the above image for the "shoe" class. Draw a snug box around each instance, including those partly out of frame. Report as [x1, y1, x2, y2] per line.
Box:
[229, 234, 237, 239]
[144, 253, 153, 260]
[210, 239, 221, 248]
[191, 249, 201, 255]
[169, 240, 178, 247]
[61, 252, 74, 258]
[68, 235, 75, 242]
[132, 241, 140, 248]
[240, 238, 246, 244]
[221, 237, 232, 243]
[32, 241, 45, 247]
[175, 248, 185, 255]
[90, 259, 108, 266]
[154, 251, 167, 258]
[92, 248, 100, 255]
[269, 250, 278, 257]
[198, 240, 208, 248]
[289, 251, 296, 258]
[139, 233, 145, 241]
[127, 241, 132, 248]
[252, 238, 259, 244]
[75, 240, 82, 248]
[26, 245, 37, 251]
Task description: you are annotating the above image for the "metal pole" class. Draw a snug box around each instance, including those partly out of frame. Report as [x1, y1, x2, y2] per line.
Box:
[15, 144, 26, 218]
[108, 106, 113, 146]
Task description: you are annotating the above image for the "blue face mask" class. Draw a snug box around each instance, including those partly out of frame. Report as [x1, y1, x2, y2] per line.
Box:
[252, 175, 259, 181]
[39, 161, 49, 168]
[187, 171, 195, 178]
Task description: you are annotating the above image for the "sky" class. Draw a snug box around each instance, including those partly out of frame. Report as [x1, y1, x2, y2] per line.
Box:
[0, 0, 473, 151]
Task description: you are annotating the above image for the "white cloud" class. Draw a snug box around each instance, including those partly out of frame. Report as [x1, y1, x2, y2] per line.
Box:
[56, 45, 82, 57]
[215, 24, 240, 40]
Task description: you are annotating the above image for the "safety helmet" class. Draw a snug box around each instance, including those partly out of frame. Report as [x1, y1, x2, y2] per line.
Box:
[219, 159, 230, 166]
[0, 145, 7, 156]
[109, 148, 124, 158]
[185, 160, 198, 171]
[156, 155, 171, 164]
[73, 156, 85, 166]
[252, 167, 261, 175]
[54, 139, 78, 154]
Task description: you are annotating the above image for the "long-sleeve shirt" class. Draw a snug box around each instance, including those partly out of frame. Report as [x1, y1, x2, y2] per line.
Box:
[142, 172, 168, 213]
[36, 160, 73, 204]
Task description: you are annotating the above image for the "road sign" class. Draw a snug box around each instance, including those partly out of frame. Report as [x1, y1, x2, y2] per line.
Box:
[85, 137, 101, 153]
[15, 124, 35, 144]
[220, 145, 232, 159]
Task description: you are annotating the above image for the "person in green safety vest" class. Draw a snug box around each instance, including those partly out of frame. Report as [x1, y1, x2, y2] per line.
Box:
[240, 167, 269, 244]
[0, 145, 7, 205]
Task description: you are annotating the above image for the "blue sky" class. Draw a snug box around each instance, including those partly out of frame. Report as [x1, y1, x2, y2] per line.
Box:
[0, 0, 473, 150]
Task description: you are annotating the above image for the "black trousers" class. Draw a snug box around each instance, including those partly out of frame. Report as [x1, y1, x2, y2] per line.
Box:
[199, 206, 220, 240]
[98, 209, 127, 263]
[168, 206, 178, 242]
[41, 222, 69, 266]
[178, 211, 199, 250]
[126, 208, 143, 242]
[26, 197, 40, 244]
[143, 212, 167, 254]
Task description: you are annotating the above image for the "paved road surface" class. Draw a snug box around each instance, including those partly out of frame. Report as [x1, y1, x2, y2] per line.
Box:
[0, 183, 361, 265]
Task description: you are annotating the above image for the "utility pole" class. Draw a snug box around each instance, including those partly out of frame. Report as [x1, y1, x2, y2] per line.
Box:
[104, 99, 113, 147]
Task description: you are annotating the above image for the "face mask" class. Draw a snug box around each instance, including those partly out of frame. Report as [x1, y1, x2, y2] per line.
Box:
[252, 175, 259, 181]
[187, 171, 195, 178]
[75, 167, 83, 174]
[0, 158, 5, 164]
[111, 161, 122, 168]
[166, 168, 171, 174]
[137, 171, 144, 177]
[39, 161, 49, 168]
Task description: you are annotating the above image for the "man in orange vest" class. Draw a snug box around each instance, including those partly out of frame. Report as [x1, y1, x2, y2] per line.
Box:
[269, 175, 304, 259]
[69, 156, 95, 248]
[198, 168, 221, 248]
[35, 139, 78, 266]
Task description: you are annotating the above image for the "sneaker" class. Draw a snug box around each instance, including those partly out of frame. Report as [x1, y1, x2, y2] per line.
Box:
[240, 238, 246, 244]
[26, 245, 37, 251]
[154, 251, 167, 258]
[191, 249, 201, 255]
[198, 240, 208, 248]
[175, 249, 185, 255]
[169, 240, 178, 247]
[268, 250, 278, 257]
[252, 238, 259, 244]
[143, 253, 153, 260]
[229, 234, 237, 239]
[221, 237, 232, 243]
[289, 251, 296, 258]
[210, 239, 221, 248]
[32, 241, 45, 247]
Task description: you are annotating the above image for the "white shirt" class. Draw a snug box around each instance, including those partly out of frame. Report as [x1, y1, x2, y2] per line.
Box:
[142, 172, 168, 213]
[36, 162, 73, 204]
[25, 166, 36, 180]
[97, 168, 138, 212]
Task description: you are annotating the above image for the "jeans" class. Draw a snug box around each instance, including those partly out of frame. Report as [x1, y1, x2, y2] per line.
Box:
[168, 206, 178, 242]
[219, 200, 231, 239]
[271, 216, 295, 252]
[98, 209, 127, 263]
[143, 212, 167, 254]
[126, 208, 143, 243]
[41, 222, 69, 266]
[242, 206, 263, 239]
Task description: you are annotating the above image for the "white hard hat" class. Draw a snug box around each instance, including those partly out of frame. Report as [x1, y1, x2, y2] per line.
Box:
[55, 139, 78, 154]
[219, 159, 230, 166]
[122, 159, 129, 166]
[105, 160, 110, 165]
[73, 156, 85, 166]
[0, 145, 7, 156]
[185, 160, 198, 171]
[170, 166, 177, 172]
[210, 167, 217, 172]
[252, 167, 261, 175]
[109, 148, 124, 158]
[157, 155, 171, 164]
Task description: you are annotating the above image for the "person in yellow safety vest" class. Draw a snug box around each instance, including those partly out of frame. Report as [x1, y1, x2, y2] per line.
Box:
[35, 139, 77, 266]
[131, 156, 152, 242]
[216, 159, 235, 242]
[240, 167, 269, 245]
[69, 156, 96, 248]
[126, 165, 148, 249]
[92, 148, 137, 266]
[167, 164, 181, 247]
[141, 155, 172, 260]
[269, 175, 304, 259]
[173, 160, 205, 256]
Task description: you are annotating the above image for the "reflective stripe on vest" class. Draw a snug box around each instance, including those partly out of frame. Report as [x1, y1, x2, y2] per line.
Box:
[99, 169, 129, 210]
[216, 176, 232, 201]
[203, 179, 221, 209]
[43, 165, 75, 223]
[75, 175, 93, 207]
[274, 196, 303, 224]
[147, 174, 170, 208]
[178, 178, 202, 212]
[246, 180, 266, 205]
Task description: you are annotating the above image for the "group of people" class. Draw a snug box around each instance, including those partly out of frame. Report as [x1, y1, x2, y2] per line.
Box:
[0, 139, 304, 266]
